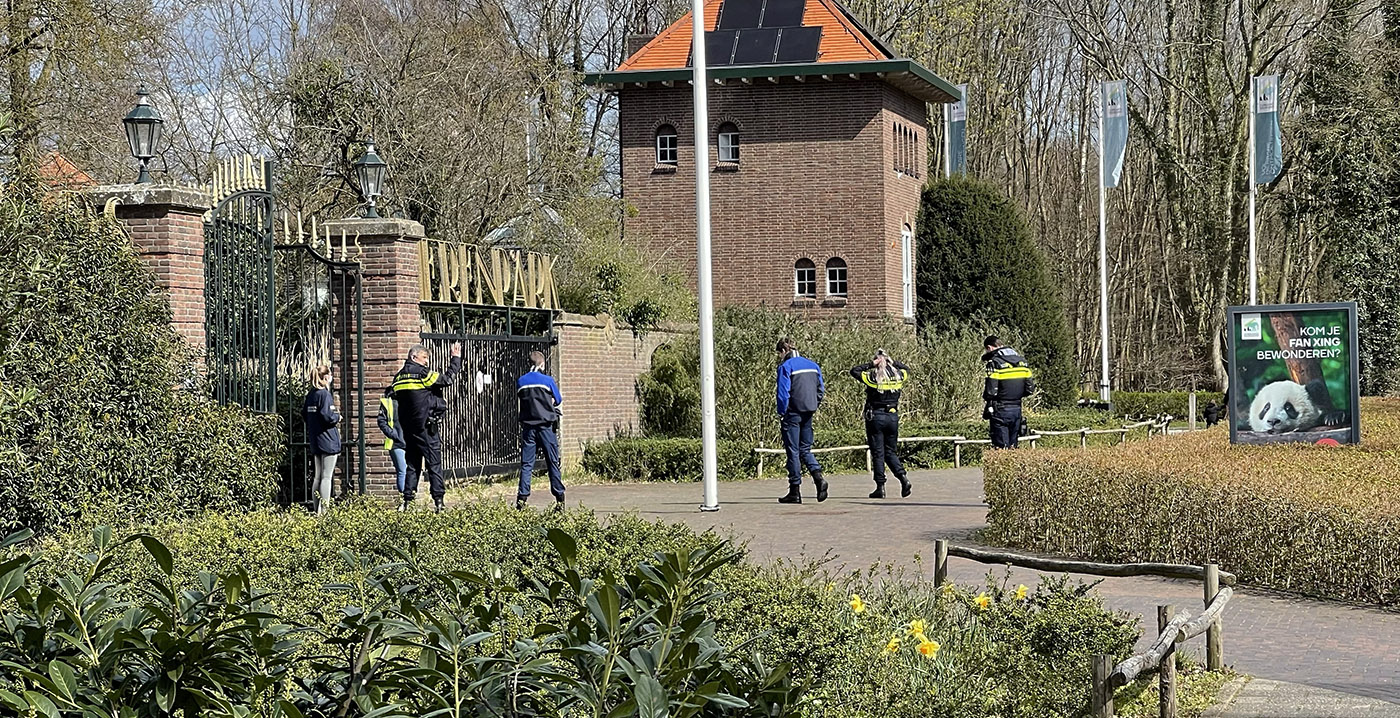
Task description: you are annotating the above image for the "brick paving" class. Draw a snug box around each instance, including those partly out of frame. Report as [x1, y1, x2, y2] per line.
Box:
[564, 469, 1400, 703]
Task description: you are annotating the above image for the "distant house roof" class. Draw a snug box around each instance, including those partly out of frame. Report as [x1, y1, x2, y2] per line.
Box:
[38, 152, 95, 190]
[585, 0, 960, 105]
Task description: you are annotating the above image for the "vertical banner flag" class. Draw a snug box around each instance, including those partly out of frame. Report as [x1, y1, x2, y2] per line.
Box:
[1101, 80, 1128, 188]
[1254, 75, 1283, 185]
[948, 83, 968, 175]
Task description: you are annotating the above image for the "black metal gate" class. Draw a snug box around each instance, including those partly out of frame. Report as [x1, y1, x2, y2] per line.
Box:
[274, 244, 366, 506]
[419, 304, 554, 480]
[205, 187, 276, 412]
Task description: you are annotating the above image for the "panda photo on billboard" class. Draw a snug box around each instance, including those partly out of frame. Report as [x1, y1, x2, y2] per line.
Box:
[1246, 378, 1349, 434]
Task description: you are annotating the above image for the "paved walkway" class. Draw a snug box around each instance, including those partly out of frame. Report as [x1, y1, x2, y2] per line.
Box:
[1205, 679, 1400, 717]
[565, 469, 1400, 703]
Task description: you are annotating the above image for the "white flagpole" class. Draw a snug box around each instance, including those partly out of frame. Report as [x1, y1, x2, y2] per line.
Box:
[693, 0, 720, 512]
[1098, 84, 1111, 404]
[1248, 76, 1258, 306]
[943, 104, 951, 178]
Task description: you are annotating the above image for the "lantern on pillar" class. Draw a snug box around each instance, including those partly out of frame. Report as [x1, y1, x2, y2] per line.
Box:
[121, 87, 164, 184]
[354, 138, 388, 218]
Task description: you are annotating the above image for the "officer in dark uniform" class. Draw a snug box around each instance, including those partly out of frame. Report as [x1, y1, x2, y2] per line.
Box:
[392, 341, 462, 512]
[850, 349, 911, 499]
[982, 336, 1035, 449]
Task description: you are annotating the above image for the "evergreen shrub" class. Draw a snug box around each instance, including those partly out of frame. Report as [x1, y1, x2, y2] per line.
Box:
[27, 504, 1152, 717]
[915, 177, 1077, 406]
[984, 397, 1400, 604]
[0, 197, 280, 535]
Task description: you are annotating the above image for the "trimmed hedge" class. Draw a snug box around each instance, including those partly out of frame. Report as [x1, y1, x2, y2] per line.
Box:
[31, 503, 1147, 717]
[0, 198, 280, 534]
[984, 397, 1400, 605]
[1086, 391, 1226, 421]
[582, 410, 1158, 482]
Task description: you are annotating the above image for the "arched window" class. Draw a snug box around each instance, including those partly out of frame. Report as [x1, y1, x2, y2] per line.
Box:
[826, 257, 848, 297]
[900, 225, 914, 317]
[794, 258, 816, 298]
[717, 122, 740, 163]
[655, 124, 678, 165]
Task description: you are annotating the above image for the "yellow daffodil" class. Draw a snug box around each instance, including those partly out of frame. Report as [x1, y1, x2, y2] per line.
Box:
[917, 639, 940, 658]
[907, 619, 927, 637]
[974, 592, 992, 610]
[825, 582, 835, 593]
[1015, 584, 1029, 601]
[940, 582, 955, 597]
[884, 636, 901, 653]
[849, 594, 866, 614]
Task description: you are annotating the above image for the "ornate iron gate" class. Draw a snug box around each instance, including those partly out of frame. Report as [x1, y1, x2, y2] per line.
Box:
[205, 185, 277, 412]
[274, 243, 366, 507]
[419, 304, 554, 480]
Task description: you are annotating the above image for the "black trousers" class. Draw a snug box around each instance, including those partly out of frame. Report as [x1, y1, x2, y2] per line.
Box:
[989, 404, 1023, 449]
[403, 430, 444, 501]
[865, 410, 906, 485]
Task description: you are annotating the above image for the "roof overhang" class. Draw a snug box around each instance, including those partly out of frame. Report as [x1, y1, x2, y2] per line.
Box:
[584, 59, 961, 105]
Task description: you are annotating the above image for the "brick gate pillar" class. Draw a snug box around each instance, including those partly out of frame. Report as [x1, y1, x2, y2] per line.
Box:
[324, 217, 425, 498]
[85, 185, 210, 355]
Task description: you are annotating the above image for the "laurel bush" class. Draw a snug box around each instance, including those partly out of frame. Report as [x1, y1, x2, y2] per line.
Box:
[984, 397, 1400, 604]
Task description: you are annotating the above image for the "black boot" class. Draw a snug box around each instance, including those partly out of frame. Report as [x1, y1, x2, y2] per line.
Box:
[552, 495, 565, 513]
[899, 476, 912, 498]
[434, 498, 445, 514]
[814, 470, 829, 503]
[869, 484, 885, 499]
[515, 495, 528, 510]
[777, 485, 802, 504]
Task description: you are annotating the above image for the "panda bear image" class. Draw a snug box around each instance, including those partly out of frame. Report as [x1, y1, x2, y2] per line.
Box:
[1246, 378, 1349, 434]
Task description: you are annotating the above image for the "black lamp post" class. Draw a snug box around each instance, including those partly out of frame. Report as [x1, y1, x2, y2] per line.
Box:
[122, 86, 163, 184]
[354, 137, 387, 218]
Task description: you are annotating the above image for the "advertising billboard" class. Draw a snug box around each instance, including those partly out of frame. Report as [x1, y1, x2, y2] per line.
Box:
[1226, 302, 1360, 445]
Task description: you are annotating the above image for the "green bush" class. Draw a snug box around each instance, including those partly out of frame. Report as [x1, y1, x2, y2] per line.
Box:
[637, 305, 1013, 445]
[983, 397, 1400, 605]
[0, 197, 280, 535]
[915, 177, 1077, 406]
[1090, 391, 1225, 421]
[580, 437, 756, 482]
[27, 504, 1154, 717]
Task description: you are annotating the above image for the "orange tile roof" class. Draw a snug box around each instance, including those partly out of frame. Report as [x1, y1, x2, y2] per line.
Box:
[38, 152, 94, 189]
[617, 0, 889, 71]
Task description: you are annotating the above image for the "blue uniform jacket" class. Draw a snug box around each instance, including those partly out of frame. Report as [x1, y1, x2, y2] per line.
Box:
[517, 370, 563, 426]
[776, 354, 824, 416]
[303, 387, 342, 455]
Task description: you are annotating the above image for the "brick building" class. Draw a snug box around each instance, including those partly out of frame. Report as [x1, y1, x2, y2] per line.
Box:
[588, 0, 958, 319]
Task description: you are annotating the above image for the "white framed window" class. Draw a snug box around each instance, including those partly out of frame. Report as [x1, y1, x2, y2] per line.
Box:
[826, 257, 848, 297]
[901, 225, 914, 318]
[718, 122, 740, 163]
[794, 258, 816, 298]
[655, 124, 678, 165]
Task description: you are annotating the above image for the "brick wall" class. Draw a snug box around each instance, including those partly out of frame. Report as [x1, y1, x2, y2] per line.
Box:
[555, 313, 684, 462]
[618, 77, 927, 320]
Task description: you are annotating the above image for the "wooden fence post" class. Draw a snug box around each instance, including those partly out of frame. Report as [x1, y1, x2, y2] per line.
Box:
[1090, 654, 1114, 718]
[1159, 605, 1177, 718]
[954, 443, 962, 468]
[1204, 563, 1223, 671]
[1188, 392, 1198, 431]
[756, 445, 764, 480]
[866, 448, 873, 473]
[934, 539, 948, 586]
[1080, 429, 1089, 448]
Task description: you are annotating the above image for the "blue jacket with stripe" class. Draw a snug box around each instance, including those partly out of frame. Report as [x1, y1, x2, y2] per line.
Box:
[517, 369, 563, 426]
[776, 353, 824, 416]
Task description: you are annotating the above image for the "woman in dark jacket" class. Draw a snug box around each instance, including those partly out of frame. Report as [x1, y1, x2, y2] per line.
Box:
[304, 365, 342, 515]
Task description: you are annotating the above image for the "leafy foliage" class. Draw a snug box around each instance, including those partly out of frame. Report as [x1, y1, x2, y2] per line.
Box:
[984, 397, 1400, 605]
[0, 198, 280, 535]
[24, 503, 1155, 717]
[915, 177, 1077, 406]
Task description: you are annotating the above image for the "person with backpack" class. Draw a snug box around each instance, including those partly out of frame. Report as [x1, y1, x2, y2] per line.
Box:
[303, 365, 342, 515]
[376, 387, 408, 509]
[850, 349, 911, 499]
[775, 338, 827, 504]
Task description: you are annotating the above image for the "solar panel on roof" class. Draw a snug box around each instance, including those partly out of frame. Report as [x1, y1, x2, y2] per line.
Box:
[696, 30, 738, 65]
[717, 0, 763, 30]
[731, 27, 780, 64]
[774, 26, 822, 62]
[760, 0, 805, 28]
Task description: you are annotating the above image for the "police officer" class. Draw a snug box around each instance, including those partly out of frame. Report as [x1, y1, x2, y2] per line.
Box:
[775, 338, 827, 504]
[850, 349, 910, 499]
[376, 387, 408, 509]
[392, 342, 462, 512]
[515, 350, 565, 511]
[982, 336, 1034, 449]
